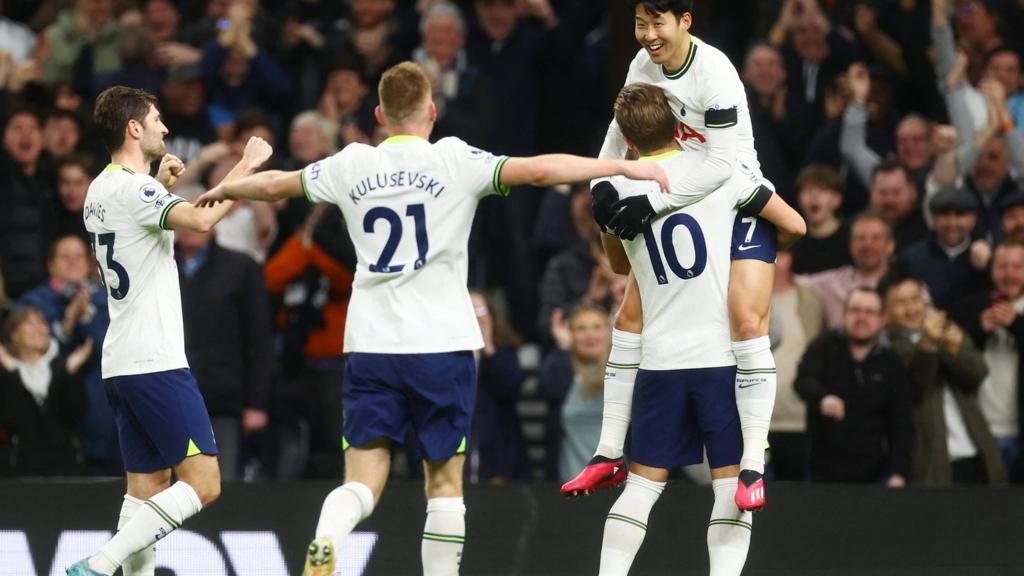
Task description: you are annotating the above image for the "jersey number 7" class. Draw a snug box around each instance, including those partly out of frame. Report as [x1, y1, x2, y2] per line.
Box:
[363, 204, 429, 273]
[642, 214, 707, 285]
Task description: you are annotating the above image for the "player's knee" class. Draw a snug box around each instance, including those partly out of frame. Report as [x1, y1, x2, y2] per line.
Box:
[614, 308, 643, 333]
[196, 477, 221, 507]
[424, 465, 463, 499]
[731, 314, 765, 342]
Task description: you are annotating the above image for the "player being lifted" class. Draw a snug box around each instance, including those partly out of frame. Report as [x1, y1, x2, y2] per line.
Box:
[562, 0, 803, 511]
[597, 82, 803, 576]
[67, 87, 272, 576]
[193, 61, 670, 576]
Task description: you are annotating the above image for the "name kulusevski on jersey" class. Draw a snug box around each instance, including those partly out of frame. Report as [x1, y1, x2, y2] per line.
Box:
[300, 135, 509, 355]
[83, 163, 189, 378]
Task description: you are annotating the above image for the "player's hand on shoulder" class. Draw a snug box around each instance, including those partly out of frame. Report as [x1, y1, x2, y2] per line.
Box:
[608, 195, 655, 241]
[241, 136, 273, 168]
[156, 154, 186, 188]
[622, 160, 669, 193]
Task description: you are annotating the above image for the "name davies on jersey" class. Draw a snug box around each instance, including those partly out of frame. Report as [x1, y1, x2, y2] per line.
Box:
[348, 170, 447, 205]
[84, 202, 106, 223]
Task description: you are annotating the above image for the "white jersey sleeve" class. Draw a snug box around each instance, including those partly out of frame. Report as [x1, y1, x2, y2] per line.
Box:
[123, 175, 186, 230]
[645, 49, 745, 215]
[301, 145, 357, 205]
[435, 137, 510, 198]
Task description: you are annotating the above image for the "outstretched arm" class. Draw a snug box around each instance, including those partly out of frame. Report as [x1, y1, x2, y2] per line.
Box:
[195, 169, 304, 206]
[499, 154, 669, 192]
[165, 137, 273, 232]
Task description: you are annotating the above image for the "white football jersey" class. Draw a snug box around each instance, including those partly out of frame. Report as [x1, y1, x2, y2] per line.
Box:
[598, 35, 764, 208]
[83, 164, 190, 378]
[611, 150, 760, 370]
[301, 135, 509, 354]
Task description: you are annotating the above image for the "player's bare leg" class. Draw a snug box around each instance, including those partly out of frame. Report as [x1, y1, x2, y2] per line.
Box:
[305, 439, 390, 576]
[422, 454, 467, 576]
[561, 273, 642, 497]
[728, 259, 776, 511]
[598, 462, 666, 575]
[72, 456, 220, 576]
[708, 465, 753, 576]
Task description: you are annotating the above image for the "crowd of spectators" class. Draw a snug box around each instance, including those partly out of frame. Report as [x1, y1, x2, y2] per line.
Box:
[0, 0, 1022, 486]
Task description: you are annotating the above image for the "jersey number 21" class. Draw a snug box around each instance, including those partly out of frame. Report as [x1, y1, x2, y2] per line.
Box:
[364, 204, 429, 273]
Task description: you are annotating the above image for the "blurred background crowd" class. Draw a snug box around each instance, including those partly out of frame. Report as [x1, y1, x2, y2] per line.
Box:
[0, 0, 1022, 487]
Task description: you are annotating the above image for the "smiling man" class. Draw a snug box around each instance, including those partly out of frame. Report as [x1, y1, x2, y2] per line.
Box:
[571, 0, 797, 520]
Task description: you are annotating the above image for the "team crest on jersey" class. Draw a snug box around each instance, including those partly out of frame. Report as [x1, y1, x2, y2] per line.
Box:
[139, 184, 160, 203]
[465, 146, 491, 160]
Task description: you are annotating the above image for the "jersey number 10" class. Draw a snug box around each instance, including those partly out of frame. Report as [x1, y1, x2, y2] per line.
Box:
[89, 232, 130, 300]
[363, 204, 429, 273]
[642, 213, 707, 285]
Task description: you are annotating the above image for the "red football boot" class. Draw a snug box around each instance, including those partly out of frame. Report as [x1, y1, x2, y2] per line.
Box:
[560, 455, 627, 497]
[735, 469, 766, 511]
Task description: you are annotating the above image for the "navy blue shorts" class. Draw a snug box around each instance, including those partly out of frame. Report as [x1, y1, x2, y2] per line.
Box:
[630, 366, 742, 469]
[105, 368, 218, 473]
[343, 351, 476, 461]
[731, 214, 777, 263]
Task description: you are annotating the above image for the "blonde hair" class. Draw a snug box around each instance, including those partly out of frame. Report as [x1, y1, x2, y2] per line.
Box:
[378, 62, 433, 125]
[614, 83, 676, 155]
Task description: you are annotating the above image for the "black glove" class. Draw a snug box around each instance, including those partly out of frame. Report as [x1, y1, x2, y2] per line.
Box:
[591, 181, 620, 232]
[608, 195, 655, 240]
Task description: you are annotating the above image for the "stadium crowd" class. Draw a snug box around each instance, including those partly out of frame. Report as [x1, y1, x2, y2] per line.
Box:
[0, 0, 1022, 487]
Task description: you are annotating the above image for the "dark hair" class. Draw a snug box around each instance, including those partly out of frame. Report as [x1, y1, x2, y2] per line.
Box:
[877, 267, 920, 301]
[870, 158, 909, 186]
[56, 152, 96, 177]
[93, 86, 158, 152]
[614, 83, 677, 155]
[796, 164, 843, 195]
[45, 108, 82, 129]
[234, 108, 273, 139]
[983, 46, 1021, 72]
[3, 105, 42, 132]
[324, 53, 369, 86]
[995, 238, 1024, 257]
[0, 306, 44, 351]
[627, 0, 694, 17]
[46, 234, 89, 264]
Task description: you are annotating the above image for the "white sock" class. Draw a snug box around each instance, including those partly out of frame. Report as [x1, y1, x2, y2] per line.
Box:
[732, 336, 776, 474]
[708, 478, 753, 576]
[118, 495, 155, 576]
[422, 497, 466, 576]
[89, 481, 202, 575]
[598, 474, 665, 576]
[595, 329, 642, 460]
[315, 482, 376, 551]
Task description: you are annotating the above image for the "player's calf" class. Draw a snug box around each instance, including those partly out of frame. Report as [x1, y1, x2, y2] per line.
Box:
[423, 456, 466, 576]
[708, 475, 753, 576]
